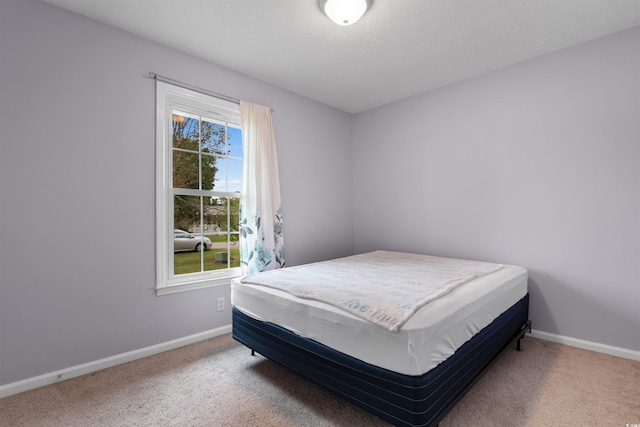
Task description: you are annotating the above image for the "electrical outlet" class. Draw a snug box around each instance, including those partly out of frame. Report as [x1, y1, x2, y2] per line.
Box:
[217, 297, 225, 312]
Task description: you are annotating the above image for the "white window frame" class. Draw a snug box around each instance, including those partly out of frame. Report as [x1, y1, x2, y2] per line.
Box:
[156, 81, 242, 295]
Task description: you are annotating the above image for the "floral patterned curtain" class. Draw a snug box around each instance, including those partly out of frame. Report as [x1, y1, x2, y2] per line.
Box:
[239, 101, 285, 274]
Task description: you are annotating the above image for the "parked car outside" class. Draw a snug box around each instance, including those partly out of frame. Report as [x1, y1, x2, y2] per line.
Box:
[174, 229, 212, 252]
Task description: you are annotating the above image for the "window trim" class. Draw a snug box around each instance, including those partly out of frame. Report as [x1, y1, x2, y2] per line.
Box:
[155, 81, 242, 295]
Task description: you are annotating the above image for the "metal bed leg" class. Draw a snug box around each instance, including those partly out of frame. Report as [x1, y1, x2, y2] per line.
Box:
[251, 349, 255, 356]
[516, 320, 532, 351]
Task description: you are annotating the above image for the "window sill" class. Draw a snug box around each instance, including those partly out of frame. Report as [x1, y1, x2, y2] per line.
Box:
[156, 274, 240, 296]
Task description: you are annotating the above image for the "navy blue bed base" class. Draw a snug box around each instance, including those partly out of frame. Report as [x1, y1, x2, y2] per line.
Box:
[232, 293, 529, 427]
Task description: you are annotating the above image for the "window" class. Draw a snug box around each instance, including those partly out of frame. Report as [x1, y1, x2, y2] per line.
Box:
[156, 82, 242, 295]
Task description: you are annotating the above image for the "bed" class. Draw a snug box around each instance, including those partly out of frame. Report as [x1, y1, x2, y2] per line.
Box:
[231, 251, 530, 427]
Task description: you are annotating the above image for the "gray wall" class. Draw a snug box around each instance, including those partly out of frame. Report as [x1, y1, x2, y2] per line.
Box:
[0, 0, 353, 386]
[352, 26, 640, 351]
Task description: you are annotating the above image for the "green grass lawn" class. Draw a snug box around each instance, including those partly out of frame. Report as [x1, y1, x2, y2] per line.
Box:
[174, 248, 240, 275]
[208, 234, 239, 243]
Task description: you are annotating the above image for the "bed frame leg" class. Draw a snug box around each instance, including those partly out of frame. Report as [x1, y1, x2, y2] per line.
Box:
[251, 349, 255, 356]
[516, 320, 532, 351]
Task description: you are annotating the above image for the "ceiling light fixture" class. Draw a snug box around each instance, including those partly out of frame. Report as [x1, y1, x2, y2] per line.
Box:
[319, 0, 371, 26]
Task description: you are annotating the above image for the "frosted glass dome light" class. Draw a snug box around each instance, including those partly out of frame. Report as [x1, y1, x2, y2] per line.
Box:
[322, 0, 369, 26]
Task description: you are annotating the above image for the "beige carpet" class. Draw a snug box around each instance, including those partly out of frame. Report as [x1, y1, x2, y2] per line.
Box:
[1, 334, 638, 426]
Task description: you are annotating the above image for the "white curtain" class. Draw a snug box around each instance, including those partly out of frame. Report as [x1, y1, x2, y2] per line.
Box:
[239, 101, 285, 275]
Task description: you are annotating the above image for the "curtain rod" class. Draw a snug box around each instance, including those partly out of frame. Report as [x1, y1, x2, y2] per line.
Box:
[143, 72, 274, 112]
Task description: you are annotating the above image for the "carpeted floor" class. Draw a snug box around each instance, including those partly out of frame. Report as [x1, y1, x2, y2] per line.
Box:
[1, 334, 638, 426]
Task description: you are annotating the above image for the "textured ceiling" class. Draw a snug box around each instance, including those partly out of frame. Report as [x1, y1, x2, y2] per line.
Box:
[42, 0, 640, 113]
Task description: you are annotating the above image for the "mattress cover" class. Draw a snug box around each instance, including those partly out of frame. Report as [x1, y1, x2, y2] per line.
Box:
[240, 251, 503, 332]
[231, 255, 527, 376]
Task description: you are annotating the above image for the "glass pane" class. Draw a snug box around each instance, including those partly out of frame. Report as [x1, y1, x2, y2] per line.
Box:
[228, 125, 243, 158]
[203, 231, 228, 272]
[206, 197, 229, 232]
[202, 246, 220, 272]
[173, 195, 206, 276]
[213, 157, 227, 192]
[174, 252, 200, 276]
[201, 119, 227, 156]
[229, 198, 240, 232]
[173, 150, 200, 189]
[227, 158, 242, 193]
[230, 233, 240, 262]
[201, 153, 217, 191]
[174, 195, 201, 235]
[172, 113, 199, 152]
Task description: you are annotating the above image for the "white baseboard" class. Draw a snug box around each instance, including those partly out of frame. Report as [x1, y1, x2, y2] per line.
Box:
[529, 329, 640, 361]
[3, 326, 637, 400]
[0, 325, 232, 399]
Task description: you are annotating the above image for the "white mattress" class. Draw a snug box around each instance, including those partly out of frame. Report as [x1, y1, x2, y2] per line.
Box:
[231, 258, 527, 376]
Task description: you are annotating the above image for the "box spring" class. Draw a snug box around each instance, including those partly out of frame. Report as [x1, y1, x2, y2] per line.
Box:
[232, 293, 529, 427]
